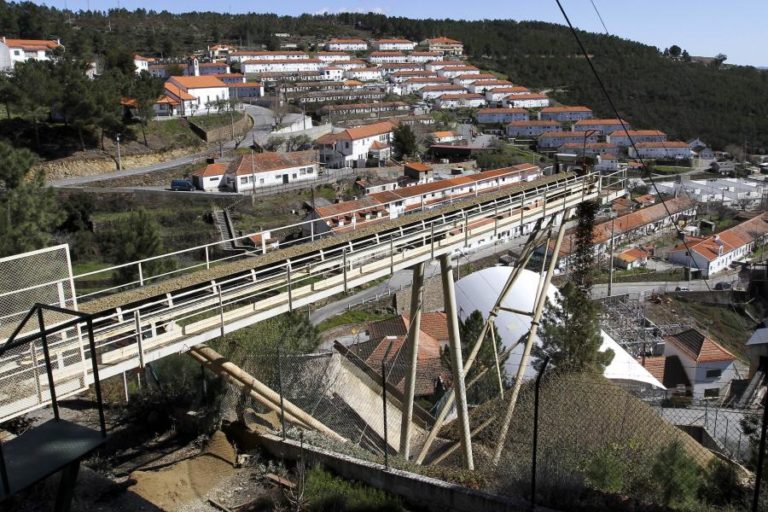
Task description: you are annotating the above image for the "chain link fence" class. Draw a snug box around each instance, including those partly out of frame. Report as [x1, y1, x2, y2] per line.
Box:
[0, 245, 87, 421]
[207, 338, 768, 512]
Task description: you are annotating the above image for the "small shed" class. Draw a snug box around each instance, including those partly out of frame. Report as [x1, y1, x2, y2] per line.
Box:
[615, 247, 649, 270]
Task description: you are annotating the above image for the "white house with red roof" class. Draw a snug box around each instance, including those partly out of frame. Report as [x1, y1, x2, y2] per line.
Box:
[344, 67, 384, 82]
[371, 39, 417, 52]
[368, 51, 409, 64]
[505, 93, 550, 109]
[435, 93, 485, 109]
[242, 58, 322, 74]
[507, 120, 561, 138]
[539, 106, 593, 122]
[629, 141, 692, 160]
[662, 329, 738, 399]
[0, 37, 62, 71]
[165, 76, 229, 115]
[484, 86, 532, 104]
[316, 121, 395, 168]
[220, 150, 319, 192]
[609, 129, 667, 147]
[326, 38, 368, 52]
[227, 50, 309, 63]
[192, 162, 227, 191]
[476, 108, 529, 125]
[133, 54, 152, 74]
[667, 213, 768, 277]
[419, 84, 467, 101]
[316, 51, 352, 62]
[421, 37, 463, 56]
[407, 51, 443, 64]
[574, 118, 630, 136]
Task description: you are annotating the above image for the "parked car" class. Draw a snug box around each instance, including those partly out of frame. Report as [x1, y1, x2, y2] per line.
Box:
[714, 282, 732, 290]
[170, 179, 194, 191]
[675, 286, 689, 292]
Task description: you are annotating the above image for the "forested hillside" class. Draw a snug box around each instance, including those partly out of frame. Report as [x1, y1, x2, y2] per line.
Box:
[1, 3, 767, 151]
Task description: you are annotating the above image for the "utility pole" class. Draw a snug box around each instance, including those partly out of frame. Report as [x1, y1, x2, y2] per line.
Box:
[116, 133, 122, 171]
[608, 214, 615, 297]
[250, 148, 256, 205]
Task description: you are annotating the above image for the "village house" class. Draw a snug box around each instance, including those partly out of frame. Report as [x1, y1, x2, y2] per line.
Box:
[537, 130, 598, 150]
[452, 73, 498, 85]
[241, 58, 322, 74]
[407, 51, 443, 64]
[420, 84, 468, 100]
[326, 38, 368, 52]
[688, 138, 715, 159]
[507, 120, 561, 138]
[220, 150, 320, 192]
[186, 60, 230, 76]
[327, 59, 367, 71]
[400, 77, 452, 94]
[667, 213, 768, 277]
[154, 83, 197, 116]
[504, 93, 550, 109]
[436, 66, 480, 79]
[609, 129, 667, 147]
[207, 44, 236, 60]
[422, 37, 464, 56]
[484, 87, 531, 104]
[291, 89, 386, 105]
[614, 247, 649, 270]
[476, 107, 529, 125]
[0, 37, 62, 71]
[252, 70, 327, 84]
[228, 50, 309, 63]
[538, 106, 593, 122]
[388, 70, 438, 83]
[368, 51, 410, 64]
[164, 76, 229, 115]
[316, 121, 395, 168]
[574, 118, 630, 136]
[318, 101, 410, 121]
[430, 131, 463, 144]
[467, 80, 516, 94]
[404, 162, 435, 183]
[371, 38, 417, 52]
[594, 153, 622, 172]
[379, 62, 424, 74]
[213, 73, 247, 84]
[228, 81, 263, 99]
[309, 164, 542, 235]
[559, 142, 618, 157]
[435, 93, 485, 109]
[628, 141, 691, 160]
[191, 162, 227, 191]
[661, 329, 738, 399]
[545, 197, 697, 269]
[344, 67, 384, 82]
[356, 175, 404, 195]
[316, 51, 352, 62]
[133, 54, 152, 74]
[654, 178, 765, 210]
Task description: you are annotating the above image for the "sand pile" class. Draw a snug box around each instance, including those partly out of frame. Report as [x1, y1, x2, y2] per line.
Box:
[128, 431, 236, 511]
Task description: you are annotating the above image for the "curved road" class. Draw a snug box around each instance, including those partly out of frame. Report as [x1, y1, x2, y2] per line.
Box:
[49, 105, 276, 187]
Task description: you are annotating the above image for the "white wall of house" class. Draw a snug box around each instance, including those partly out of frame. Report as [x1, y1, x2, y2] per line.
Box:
[134, 58, 149, 74]
[184, 86, 230, 112]
[0, 42, 55, 70]
[663, 343, 738, 399]
[344, 69, 383, 81]
[629, 146, 692, 159]
[408, 53, 442, 63]
[233, 163, 318, 192]
[477, 110, 529, 124]
[194, 174, 224, 191]
[242, 60, 321, 73]
[369, 53, 409, 64]
[326, 42, 368, 51]
[373, 41, 417, 51]
[507, 97, 550, 108]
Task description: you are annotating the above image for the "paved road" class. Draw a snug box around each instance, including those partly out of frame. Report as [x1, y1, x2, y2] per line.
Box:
[591, 268, 740, 298]
[50, 105, 275, 187]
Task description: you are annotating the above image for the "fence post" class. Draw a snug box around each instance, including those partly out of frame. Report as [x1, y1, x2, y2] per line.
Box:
[138, 261, 144, 286]
[753, 400, 768, 512]
[277, 346, 286, 440]
[531, 356, 550, 509]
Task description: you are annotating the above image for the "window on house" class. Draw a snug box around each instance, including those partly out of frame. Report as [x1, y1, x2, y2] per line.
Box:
[13, 50, 21, 56]
[704, 388, 720, 398]
[259, 178, 265, 184]
[307, 167, 314, 174]
[210, 177, 220, 181]
[705, 369, 722, 379]
[240, 177, 248, 184]
[299, 169, 306, 175]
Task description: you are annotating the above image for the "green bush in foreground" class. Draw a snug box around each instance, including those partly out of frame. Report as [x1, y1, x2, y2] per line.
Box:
[304, 466, 403, 512]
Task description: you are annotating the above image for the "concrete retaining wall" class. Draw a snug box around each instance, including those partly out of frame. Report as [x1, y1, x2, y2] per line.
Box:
[254, 432, 554, 512]
[189, 112, 252, 143]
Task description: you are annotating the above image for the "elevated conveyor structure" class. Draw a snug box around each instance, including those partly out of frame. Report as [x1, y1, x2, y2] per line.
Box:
[0, 170, 625, 423]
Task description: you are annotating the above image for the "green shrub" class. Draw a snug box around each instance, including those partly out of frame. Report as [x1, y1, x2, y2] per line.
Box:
[304, 467, 403, 512]
[651, 441, 702, 508]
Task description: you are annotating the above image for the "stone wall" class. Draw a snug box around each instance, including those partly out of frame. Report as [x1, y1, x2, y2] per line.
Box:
[188, 112, 252, 143]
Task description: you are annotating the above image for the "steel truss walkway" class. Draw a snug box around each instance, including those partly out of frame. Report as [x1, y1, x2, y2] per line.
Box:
[0, 170, 625, 422]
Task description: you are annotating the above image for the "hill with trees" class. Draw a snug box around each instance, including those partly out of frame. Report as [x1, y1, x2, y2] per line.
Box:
[1, 4, 767, 151]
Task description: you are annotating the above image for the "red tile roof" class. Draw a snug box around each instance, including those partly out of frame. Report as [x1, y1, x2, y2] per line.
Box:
[193, 163, 227, 177]
[541, 106, 592, 113]
[634, 141, 689, 148]
[3, 38, 60, 50]
[508, 120, 560, 127]
[610, 129, 667, 137]
[664, 329, 736, 363]
[617, 247, 648, 263]
[427, 37, 462, 45]
[227, 150, 317, 177]
[669, 213, 768, 262]
[169, 75, 227, 89]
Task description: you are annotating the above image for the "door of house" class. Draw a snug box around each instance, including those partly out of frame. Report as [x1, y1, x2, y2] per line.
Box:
[282, 174, 289, 184]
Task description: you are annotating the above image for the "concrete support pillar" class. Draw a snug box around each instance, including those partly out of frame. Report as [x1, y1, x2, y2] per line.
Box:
[400, 262, 426, 459]
[439, 253, 474, 470]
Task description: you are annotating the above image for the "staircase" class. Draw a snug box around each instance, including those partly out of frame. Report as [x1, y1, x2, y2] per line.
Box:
[211, 208, 249, 251]
[736, 362, 767, 409]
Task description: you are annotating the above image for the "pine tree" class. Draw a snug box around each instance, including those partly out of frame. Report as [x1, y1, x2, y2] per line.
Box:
[392, 124, 417, 157]
[107, 208, 169, 284]
[572, 199, 599, 293]
[452, 310, 507, 403]
[0, 141, 61, 257]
